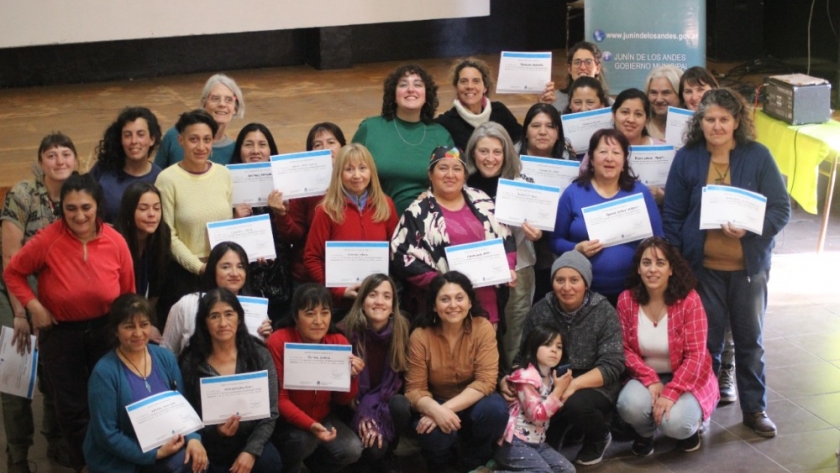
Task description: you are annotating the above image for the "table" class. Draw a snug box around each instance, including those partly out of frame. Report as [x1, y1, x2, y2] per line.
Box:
[754, 110, 840, 252]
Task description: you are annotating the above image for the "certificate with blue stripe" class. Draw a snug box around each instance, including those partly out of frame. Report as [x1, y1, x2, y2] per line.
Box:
[496, 51, 552, 94]
[445, 238, 512, 287]
[665, 106, 694, 149]
[199, 370, 271, 425]
[284, 344, 352, 392]
[561, 108, 614, 154]
[270, 149, 332, 199]
[0, 327, 38, 399]
[495, 178, 562, 231]
[699, 185, 767, 235]
[325, 241, 389, 288]
[520, 155, 580, 190]
[581, 193, 653, 247]
[207, 214, 276, 261]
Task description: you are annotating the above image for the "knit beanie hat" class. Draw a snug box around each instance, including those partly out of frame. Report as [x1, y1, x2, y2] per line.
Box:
[550, 251, 593, 288]
[429, 146, 466, 170]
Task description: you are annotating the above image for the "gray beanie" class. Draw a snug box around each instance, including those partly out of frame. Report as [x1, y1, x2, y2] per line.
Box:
[550, 251, 593, 288]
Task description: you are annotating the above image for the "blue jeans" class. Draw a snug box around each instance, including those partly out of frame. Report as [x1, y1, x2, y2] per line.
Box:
[616, 378, 703, 440]
[412, 393, 508, 471]
[494, 437, 576, 473]
[696, 267, 768, 412]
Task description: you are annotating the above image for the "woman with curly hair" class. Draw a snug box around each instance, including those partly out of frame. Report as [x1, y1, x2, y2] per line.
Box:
[352, 64, 454, 215]
[615, 237, 718, 456]
[90, 106, 163, 223]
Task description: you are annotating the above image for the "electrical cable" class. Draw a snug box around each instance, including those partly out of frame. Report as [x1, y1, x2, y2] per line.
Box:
[828, 0, 837, 37]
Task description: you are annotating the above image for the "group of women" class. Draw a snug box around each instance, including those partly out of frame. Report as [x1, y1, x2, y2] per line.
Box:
[1, 43, 789, 473]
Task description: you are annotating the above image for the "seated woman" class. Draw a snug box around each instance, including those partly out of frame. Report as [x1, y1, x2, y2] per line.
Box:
[161, 241, 271, 354]
[644, 66, 683, 140]
[338, 274, 411, 473]
[90, 107, 163, 223]
[507, 251, 624, 466]
[679, 66, 719, 111]
[405, 272, 508, 472]
[303, 143, 398, 317]
[179, 289, 282, 473]
[155, 73, 245, 167]
[84, 294, 207, 473]
[434, 57, 523, 151]
[551, 129, 664, 306]
[565, 76, 609, 115]
[267, 284, 364, 473]
[616, 237, 718, 456]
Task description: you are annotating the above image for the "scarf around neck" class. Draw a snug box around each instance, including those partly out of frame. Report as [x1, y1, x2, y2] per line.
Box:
[453, 97, 492, 129]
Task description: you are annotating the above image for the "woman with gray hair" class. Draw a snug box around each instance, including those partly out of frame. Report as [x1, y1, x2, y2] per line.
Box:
[644, 65, 683, 140]
[155, 73, 245, 167]
[464, 121, 540, 367]
[663, 88, 790, 438]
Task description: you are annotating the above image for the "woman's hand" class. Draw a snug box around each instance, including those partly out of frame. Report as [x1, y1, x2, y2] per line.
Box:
[415, 414, 439, 435]
[429, 404, 461, 434]
[184, 438, 208, 473]
[155, 433, 185, 459]
[499, 375, 516, 403]
[257, 319, 273, 339]
[721, 222, 746, 239]
[574, 240, 603, 258]
[12, 316, 32, 355]
[551, 370, 573, 400]
[149, 325, 163, 345]
[507, 270, 518, 288]
[648, 185, 665, 206]
[217, 414, 241, 437]
[343, 283, 361, 299]
[647, 381, 664, 407]
[349, 354, 365, 377]
[522, 221, 543, 241]
[559, 377, 579, 403]
[310, 422, 338, 442]
[358, 419, 384, 449]
[653, 396, 675, 425]
[27, 299, 57, 331]
[234, 203, 253, 218]
[267, 190, 287, 216]
[539, 81, 557, 104]
[229, 452, 256, 473]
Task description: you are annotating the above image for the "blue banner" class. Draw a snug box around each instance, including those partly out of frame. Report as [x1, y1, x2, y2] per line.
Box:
[585, 0, 706, 92]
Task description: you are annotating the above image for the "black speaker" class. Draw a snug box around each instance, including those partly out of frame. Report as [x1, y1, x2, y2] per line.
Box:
[707, 0, 764, 61]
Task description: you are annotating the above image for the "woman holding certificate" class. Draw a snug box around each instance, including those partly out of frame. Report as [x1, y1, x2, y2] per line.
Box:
[267, 284, 365, 473]
[155, 109, 233, 324]
[405, 272, 508, 472]
[4, 172, 136, 471]
[179, 289, 282, 473]
[352, 64, 454, 215]
[390, 146, 516, 324]
[551, 129, 664, 306]
[85, 294, 207, 473]
[302, 143, 398, 315]
[662, 88, 790, 438]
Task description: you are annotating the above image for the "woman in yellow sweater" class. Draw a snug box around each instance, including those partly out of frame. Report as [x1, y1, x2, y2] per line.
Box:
[154, 109, 232, 326]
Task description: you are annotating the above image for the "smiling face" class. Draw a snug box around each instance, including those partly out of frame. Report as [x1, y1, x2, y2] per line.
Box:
[683, 82, 713, 111]
[363, 280, 394, 332]
[134, 191, 161, 237]
[591, 135, 626, 183]
[121, 118, 155, 163]
[701, 105, 738, 149]
[395, 73, 427, 116]
[570, 86, 604, 113]
[536, 334, 564, 372]
[295, 304, 331, 343]
[429, 159, 466, 199]
[178, 123, 213, 167]
[214, 250, 246, 294]
[204, 83, 236, 127]
[39, 145, 76, 186]
[434, 282, 472, 328]
[638, 246, 672, 294]
[206, 301, 239, 344]
[473, 136, 504, 178]
[552, 267, 586, 312]
[613, 98, 648, 144]
[341, 157, 371, 197]
[311, 130, 342, 160]
[456, 66, 487, 114]
[62, 190, 98, 241]
[648, 77, 679, 118]
[240, 130, 271, 163]
[569, 49, 600, 81]
[117, 314, 152, 354]
[525, 112, 559, 157]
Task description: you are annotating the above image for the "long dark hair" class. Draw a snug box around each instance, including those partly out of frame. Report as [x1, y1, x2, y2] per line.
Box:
[95, 107, 162, 175]
[179, 288, 266, 403]
[520, 103, 573, 158]
[564, 76, 609, 114]
[115, 182, 171, 297]
[574, 129, 638, 191]
[516, 324, 566, 376]
[413, 271, 487, 329]
[612, 88, 651, 138]
[201, 241, 252, 295]
[230, 123, 279, 164]
[381, 64, 439, 124]
[627, 237, 696, 306]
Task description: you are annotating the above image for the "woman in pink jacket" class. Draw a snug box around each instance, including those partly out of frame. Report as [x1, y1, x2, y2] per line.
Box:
[615, 237, 718, 456]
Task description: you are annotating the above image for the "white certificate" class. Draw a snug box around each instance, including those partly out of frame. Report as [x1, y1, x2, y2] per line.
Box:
[581, 193, 654, 247]
[628, 145, 676, 187]
[560, 108, 614, 155]
[227, 162, 273, 206]
[445, 238, 511, 288]
[519, 155, 580, 191]
[270, 150, 332, 199]
[325, 241, 389, 288]
[283, 343, 352, 392]
[207, 214, 276, 262]
[699, 185, 767, 235]
[125, 391, 204, 453]
[199, 371, 271, 425]
[665, 106, 693, 149]
[237, 296, 268, 338]
[0, 327, 38, 399]
[494, 179, 561, 231]
[496, 51, 552, 94]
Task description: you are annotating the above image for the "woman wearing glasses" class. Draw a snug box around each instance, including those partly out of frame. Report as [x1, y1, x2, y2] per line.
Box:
[548, 42, 611, 114]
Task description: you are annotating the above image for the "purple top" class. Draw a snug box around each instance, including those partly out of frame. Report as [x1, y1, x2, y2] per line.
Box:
[121, 357, 170, 402]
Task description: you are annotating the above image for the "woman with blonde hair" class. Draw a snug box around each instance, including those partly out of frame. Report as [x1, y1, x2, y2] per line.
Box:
[303, 143, 398, 316]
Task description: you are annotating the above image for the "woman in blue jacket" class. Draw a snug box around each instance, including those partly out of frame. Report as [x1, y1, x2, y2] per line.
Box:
[662, 88, 790, 438]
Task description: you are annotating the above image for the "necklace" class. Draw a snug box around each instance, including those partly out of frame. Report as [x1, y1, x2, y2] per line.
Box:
[119, 346, 151, 392]
[644, 302, 667, 327]
[393, 119, 427, 146]
[711, 162, 730, 185]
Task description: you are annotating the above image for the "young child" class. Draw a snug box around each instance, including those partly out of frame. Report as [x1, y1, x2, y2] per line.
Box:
[494, 325, 576, 473]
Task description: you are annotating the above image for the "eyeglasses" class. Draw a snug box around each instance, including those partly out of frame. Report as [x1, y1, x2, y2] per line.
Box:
[207, 94, 236, 106]
[571, 58, 595, 67]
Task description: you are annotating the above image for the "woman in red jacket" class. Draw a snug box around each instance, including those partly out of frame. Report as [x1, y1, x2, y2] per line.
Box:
[303, 143, 398, 318]
[267, 283, 365, 473]
[615, 237, 718, 456]
[4, 172, 135, 471]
